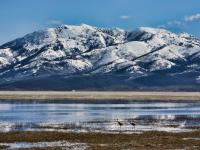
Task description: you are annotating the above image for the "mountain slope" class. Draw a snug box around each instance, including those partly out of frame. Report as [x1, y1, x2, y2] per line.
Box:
[0, 24, 200, 90]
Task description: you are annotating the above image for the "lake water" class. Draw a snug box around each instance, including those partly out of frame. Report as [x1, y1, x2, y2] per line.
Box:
[0, 100, 200, 133]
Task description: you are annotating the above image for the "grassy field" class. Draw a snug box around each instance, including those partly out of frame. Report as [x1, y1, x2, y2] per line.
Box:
[1, 91, 200, 100]
[0, 131, 200, 150]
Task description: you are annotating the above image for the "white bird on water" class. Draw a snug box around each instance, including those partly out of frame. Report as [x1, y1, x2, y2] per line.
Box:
[179, 121, 187, 128]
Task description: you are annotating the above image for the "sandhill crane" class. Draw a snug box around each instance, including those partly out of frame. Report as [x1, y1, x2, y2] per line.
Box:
[116, 119, 123, 131]
[128, 120, 136, 129]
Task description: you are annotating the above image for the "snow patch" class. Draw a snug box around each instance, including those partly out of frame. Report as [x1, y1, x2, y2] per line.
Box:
[0, 141, 87, 150]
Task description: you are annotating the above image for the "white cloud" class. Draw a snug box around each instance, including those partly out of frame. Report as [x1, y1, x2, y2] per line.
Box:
[184, 13, 200, 22]
[158, 20, 185, 29]
[120, 15, 131, 20]
[167, 20, 186, 27]
[48, 20, 63, 25]
[167, 20, 182, 26]
[158, 13, 200, 32]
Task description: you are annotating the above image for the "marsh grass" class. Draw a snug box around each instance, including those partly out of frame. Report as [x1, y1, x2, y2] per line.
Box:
[0, 145, 8, 150]
[0, 131, 200, 150]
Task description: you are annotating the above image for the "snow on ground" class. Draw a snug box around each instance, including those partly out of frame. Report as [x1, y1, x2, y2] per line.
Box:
[0, 141, 88, 150]
[0, 48, 15, 67]
[1, 24, 200, 85]
[39, 49, 66, 60]
[118, 41, 150, 59]
[150, 57, 176, 71]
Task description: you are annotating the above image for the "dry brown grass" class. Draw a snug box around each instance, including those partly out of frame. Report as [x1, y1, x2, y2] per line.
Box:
[0, 131, 200, 150]
[0, 145, 8, 150]
[1, 91, 200, 101]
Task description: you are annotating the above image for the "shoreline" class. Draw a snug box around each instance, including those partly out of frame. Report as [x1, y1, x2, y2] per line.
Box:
[0, 91, 200, 100]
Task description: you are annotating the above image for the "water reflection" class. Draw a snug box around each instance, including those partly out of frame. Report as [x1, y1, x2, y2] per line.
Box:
[0, 100, 199, 132]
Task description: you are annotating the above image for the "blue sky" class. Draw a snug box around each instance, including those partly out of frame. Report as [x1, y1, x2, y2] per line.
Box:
[0, 0, 200, 44]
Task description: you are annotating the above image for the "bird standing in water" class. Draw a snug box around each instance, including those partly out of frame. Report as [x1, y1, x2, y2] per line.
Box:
[129, 120, 136, 129]
[116, 119, 123, 131]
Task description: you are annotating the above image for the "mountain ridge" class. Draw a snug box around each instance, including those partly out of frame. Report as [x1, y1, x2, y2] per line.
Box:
[0, 24, 200, 90]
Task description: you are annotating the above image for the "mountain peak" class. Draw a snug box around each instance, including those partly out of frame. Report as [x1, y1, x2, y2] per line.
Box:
[56, 23, 96, 31]
[1, 24, 200, 90]
[137, 27, 171, 34]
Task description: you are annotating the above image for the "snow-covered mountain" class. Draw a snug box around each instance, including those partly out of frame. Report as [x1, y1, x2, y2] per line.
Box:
[1, 24, 200, 90]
